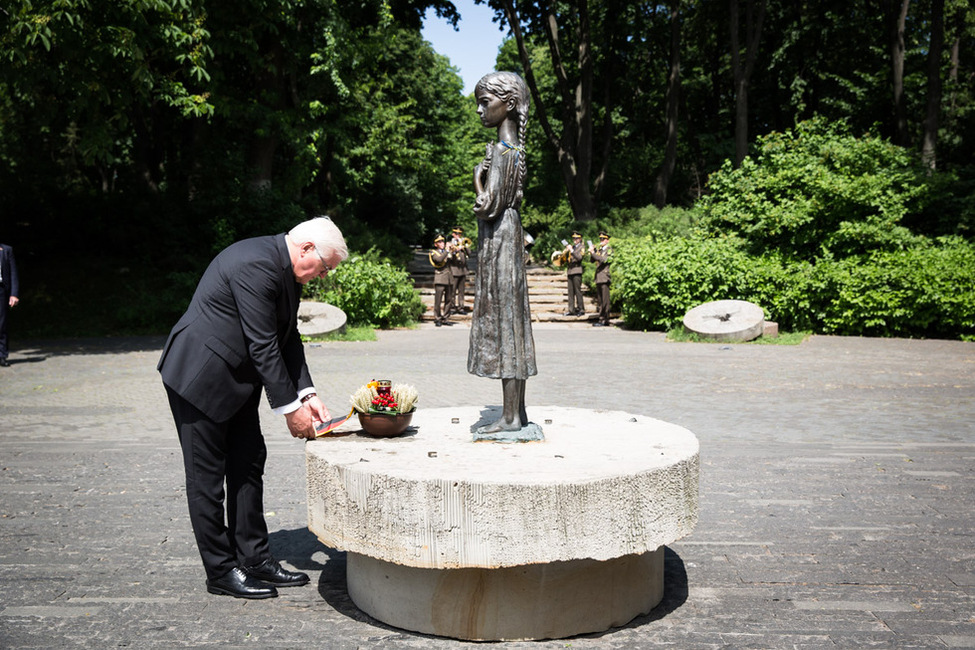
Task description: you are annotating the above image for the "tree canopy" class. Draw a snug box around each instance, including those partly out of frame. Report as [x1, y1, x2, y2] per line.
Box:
[1, 0, 973, 335]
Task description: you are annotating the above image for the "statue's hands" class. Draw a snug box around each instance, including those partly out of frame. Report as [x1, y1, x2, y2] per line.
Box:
[473, 152, 491, 195]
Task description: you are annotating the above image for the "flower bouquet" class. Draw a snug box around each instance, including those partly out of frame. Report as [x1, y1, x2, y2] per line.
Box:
[350, 380, 418, 437]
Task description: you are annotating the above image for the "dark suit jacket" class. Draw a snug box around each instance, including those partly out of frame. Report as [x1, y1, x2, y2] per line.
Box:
[0, 244, 19, 297]
[157, 234, 312, 423]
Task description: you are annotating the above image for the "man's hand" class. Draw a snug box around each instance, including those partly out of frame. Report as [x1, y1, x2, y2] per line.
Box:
[284, 396, 331, 440]
[304, 395, 331, 426]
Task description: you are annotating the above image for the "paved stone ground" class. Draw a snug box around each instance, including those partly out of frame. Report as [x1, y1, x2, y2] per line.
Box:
[1, 325, 974, 649]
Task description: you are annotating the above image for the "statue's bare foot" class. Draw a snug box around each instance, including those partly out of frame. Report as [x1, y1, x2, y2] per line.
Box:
[477, 416, 523, 434]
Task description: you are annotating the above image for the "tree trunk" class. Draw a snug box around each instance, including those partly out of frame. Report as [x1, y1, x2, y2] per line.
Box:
[247, 42, 288, 192]
[654, 1, 681, 208]
[730, 0, 766, 168]
[889, 0, 911, 146]
[499, 0, 598, 221]
[921, 0, 945, 170]
[248, 135, 279, 192]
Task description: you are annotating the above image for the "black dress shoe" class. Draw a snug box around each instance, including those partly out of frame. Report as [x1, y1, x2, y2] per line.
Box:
[0, 358, 9, 367]
[206, 567, 278, 599]
[243, 558, 310, 587]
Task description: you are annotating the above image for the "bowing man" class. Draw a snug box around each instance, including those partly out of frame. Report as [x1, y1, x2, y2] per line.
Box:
[158, 216, 347, 599]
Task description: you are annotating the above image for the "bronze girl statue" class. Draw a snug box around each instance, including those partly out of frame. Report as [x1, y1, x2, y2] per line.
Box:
[468, 71, 540, 439]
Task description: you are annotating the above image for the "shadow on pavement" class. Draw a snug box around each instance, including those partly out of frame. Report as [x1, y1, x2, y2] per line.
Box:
[270, 527, 370, 623]
[12, 335, 167, 358]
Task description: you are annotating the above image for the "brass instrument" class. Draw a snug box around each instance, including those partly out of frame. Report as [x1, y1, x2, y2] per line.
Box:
[448, 237, 473, 257]
[429, 250, 447, 268]
[550, 247, 571, 267]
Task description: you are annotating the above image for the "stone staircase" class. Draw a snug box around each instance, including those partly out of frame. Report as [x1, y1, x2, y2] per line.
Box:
[408, 249, 600, 323]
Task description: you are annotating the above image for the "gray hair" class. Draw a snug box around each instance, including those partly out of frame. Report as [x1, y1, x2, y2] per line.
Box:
[289, 216, 348, 262]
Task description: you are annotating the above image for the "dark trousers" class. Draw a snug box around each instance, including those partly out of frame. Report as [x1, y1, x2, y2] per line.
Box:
[166, 385, 270, 580]
[596, 282, 611, 323]
[567, 274, 584, 313]
[434, 283, 450, 321]
[0, 289, 9, 358]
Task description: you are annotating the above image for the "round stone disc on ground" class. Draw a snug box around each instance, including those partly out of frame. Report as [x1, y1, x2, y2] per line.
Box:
[297, 301, 346, 337]
[682, 299, 765, 342]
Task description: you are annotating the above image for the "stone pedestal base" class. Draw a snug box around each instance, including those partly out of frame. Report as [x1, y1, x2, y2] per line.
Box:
[347, 548, 664, 641]
[306, 406, 698, 641]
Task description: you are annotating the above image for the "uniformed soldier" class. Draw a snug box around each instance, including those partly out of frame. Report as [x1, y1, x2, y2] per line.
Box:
[562, 232, 586, 316]
[448, 227, 470, 315]
[429, 235, 452, 327]
[590, 232, 612, 326]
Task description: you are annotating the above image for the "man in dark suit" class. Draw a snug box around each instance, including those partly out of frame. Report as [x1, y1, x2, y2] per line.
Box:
[158, 216, 347, 599]
[0, 243, 20, 367]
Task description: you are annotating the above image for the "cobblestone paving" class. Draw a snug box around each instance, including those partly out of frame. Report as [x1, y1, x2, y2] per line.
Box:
[1, 325, 974, 648]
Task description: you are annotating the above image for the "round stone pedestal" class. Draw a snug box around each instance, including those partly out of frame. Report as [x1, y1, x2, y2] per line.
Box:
[347, 549, 664, 641]
[305, 406, 699, 641]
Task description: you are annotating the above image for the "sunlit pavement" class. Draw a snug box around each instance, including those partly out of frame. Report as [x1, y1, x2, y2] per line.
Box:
[1, 328, 974, 648]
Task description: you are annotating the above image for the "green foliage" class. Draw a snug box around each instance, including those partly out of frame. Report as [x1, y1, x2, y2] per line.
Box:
[0, 0, 214, 175]
[4, 0, 975, 341]
[601, 205, 701, 240]
[612, 235, 767, 331]
[699, 119, 928, 260]
[325, 25, 480, 250]
[522, 201, 701, 269]
[613, 120, 975, 340]
[814, 237, 975, 338]
[303, 324, 378, 342]
[613, 235, 975, 340]
[666, 328, 811, 345]
[303, 249, 424, 329]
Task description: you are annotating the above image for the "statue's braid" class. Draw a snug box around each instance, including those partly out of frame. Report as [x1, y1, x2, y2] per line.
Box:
[516, 111, 527, 203]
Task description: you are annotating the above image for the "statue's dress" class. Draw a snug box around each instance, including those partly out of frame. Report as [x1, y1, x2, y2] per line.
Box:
[468, 142, 537, 379]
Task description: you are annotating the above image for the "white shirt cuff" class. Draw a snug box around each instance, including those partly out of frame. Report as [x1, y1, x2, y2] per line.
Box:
[272, 387, 317, 416]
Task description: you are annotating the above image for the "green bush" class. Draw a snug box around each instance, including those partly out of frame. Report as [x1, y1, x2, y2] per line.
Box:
[603, 204, 701, 240]
[814, 237, 975, 338]
[304, 249, 424, 328]
[520, 201, 701, 274]
[612, 235, 975, 339]
[612, 236, 760, 331]
[699, 118, 928, 260]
